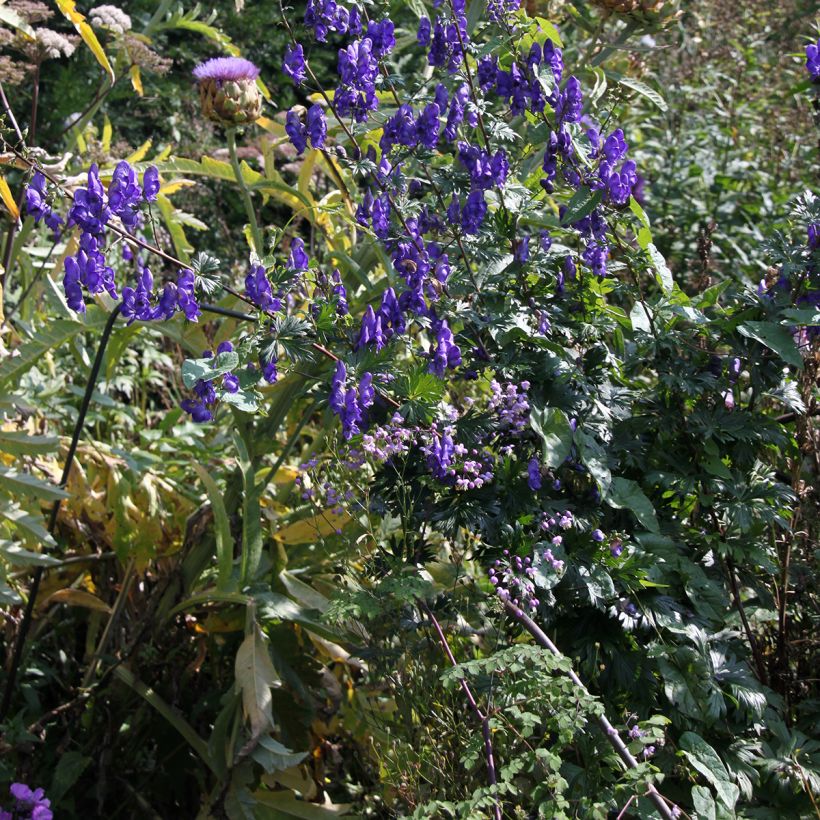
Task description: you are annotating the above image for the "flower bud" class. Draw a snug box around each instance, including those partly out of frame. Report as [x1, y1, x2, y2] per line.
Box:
[193, 57, 262, 126]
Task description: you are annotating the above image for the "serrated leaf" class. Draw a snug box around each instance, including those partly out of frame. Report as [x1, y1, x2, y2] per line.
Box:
[0, 540, 60, 567]
[235, 625, 279, 737]
[0, 466, 69, 502]
[0, 432, 58, 456]
[181, 351, 239, 389]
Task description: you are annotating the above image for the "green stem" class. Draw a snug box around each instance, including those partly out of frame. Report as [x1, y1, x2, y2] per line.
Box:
[227, 127, 263, 257]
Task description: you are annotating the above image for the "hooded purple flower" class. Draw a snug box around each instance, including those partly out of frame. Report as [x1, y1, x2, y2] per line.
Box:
[283, 43, 306, 85]
[429, 320, 461, 377]
[286, 108, 308, 154]
[143, 165, 160, 202]
[288, 237, 309, 270]
[461, 190, 487, 235]
[807, 38, 820, 80]
[527, 457, 542, 490]
[306, 104, 327, 149]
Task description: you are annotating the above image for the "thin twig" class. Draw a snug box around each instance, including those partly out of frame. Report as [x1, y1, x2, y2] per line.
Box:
[504, 601, 677, 820]
[418, 598, 502, 820]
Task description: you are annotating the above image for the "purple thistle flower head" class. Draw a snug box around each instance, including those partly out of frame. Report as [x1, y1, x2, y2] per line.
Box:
[193, 57, 260, 83]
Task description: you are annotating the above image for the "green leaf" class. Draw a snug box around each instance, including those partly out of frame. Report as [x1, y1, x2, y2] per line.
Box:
[617, 76, 667, 111]
[251, 736, 308, 774]
[235, 624, 280, 737]
[646, 243, 673, 293]
[629, 195, 650, 229]
[181, 351, 240, 389]
[255, 591, 344, 643]
[630, 302, 653, 334]
[533, 16, 563, 47]
[0, 431, 59, 456]
[0, 540, 60, 567]
[606, 477, 659, 532]
[50, 751, 91, 804]
[0, 503, 56, 549]
[235, 431, 264, 584]
[560, 187, 603, 226]
[529, 406, 573, 467]
[0, 466, 69, 502]
[577, 432, 611, 493]
[737, 322, 803, 368]
[193, 464, 234, 591]
[113, 666, 217, 775]
[251, 791, 351, 818]
[0, 317, 104, 386]
[680, 732, 739, 810]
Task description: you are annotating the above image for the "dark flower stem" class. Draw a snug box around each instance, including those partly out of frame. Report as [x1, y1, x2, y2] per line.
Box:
[0, 303, 123, 722]
[503, 601, 677, 820]
[418, 598, 502, 820]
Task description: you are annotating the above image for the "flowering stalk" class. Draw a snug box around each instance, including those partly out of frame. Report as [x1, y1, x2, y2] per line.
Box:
[503, 600, 677, 820]
[226, 127, 264, 256]
[0, 303, 123, 721]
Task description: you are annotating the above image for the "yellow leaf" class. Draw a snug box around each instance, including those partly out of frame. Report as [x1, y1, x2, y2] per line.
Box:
[129, 64, 143, 97]
[56, 0, 115, 80]
[125, 139, 152, 164]
[0, 175, 19, 221]
[158, 180, 195, 196]
[41, 588, 112, 614]
[102, 115, 112, 152]
[274, 510, 351, 544]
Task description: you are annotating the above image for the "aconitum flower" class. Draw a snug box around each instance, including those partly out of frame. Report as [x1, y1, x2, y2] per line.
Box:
[417, 102, 441, 149]
[527, 457, 542, 490]
[461, 190, 487, 235]
[285, 108, 308, 154]
[289, 237, 309, 270]
[306, 104, 327, 149]
[514, 235, 530, 264]
[591, 528, 605, 543]
[143, 165, 160, 201]
[582, 241, 609, 277]
[193, 57, 262, 124]
[806, 38, 820, 80]
[417, 16, 431, 46]
[356, 305, 387, 351]
[10, 783, 52, 820]
[366, 18, 396, 59]
[429, 320, 461, 377]
[555, 76, 583, 125]
[282, 43, 306, 85]
[372, 195, 391, 238]
[245, 263, 279, 311]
